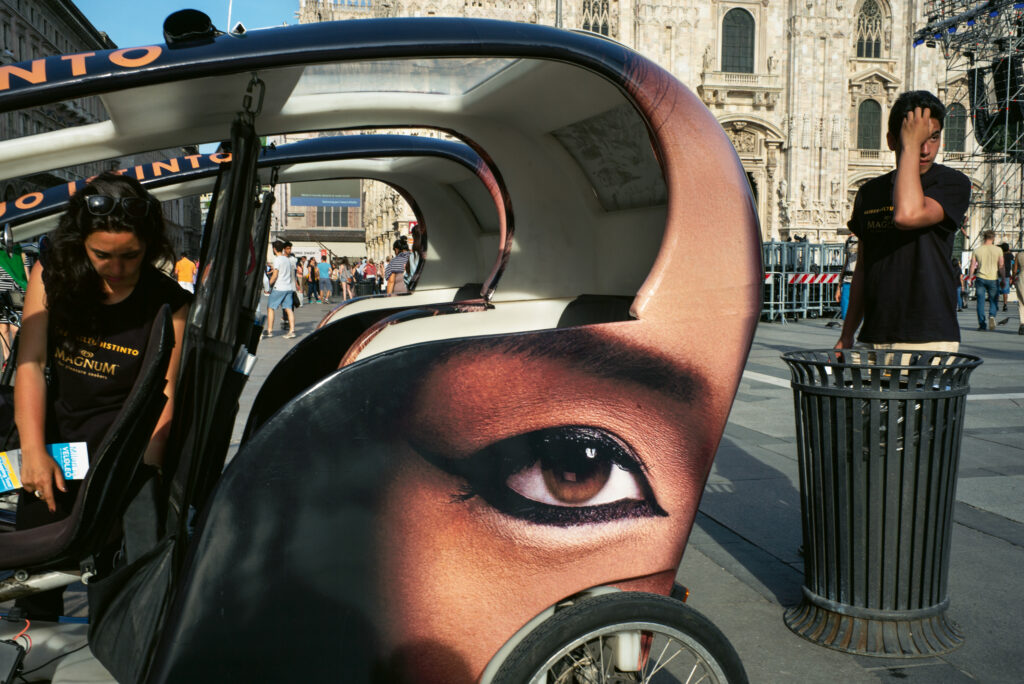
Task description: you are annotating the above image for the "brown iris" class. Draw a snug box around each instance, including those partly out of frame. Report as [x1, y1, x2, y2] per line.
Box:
[540, 448, 612, 504]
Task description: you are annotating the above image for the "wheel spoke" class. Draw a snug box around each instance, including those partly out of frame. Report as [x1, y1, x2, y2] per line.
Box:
[643, 637, 683, 681]
[683, 661, 704, 684]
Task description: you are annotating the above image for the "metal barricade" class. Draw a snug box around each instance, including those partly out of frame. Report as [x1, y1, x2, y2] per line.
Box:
[762, 241, 844, 320]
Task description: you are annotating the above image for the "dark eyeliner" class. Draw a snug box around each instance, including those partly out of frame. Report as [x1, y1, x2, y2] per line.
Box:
[414, 426, 667, 527]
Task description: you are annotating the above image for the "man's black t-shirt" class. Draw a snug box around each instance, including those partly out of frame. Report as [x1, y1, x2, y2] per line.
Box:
[47, 265, 191, 458]
[848, 163, 971, 344]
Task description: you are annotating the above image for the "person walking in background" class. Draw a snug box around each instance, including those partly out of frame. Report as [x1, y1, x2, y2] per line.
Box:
[266, 239, 296, 340]
[969, 230, 1004, 331]
[293, 257, 306, 305]
[835, 91, 971, 352]
[834, 234, 858, 319]
[339, 258, 353, 300]
[999, 243, 1014, 312]
[307, 257, 320, 303]
[364, 259, 379, 293]
[329, 259, 340, 299]
[174, 251, 197, 293]
[1012, 249, 1023, 335]
[385, 238, 411, 295]
[961, 264, 970, 309]
[317, 254, 331, 305]
[953, 257, 964, 313]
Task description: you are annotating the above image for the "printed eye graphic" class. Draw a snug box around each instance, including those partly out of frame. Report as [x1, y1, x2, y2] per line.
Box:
[416, 426, 667, 527]
[505, 430, 644, 506]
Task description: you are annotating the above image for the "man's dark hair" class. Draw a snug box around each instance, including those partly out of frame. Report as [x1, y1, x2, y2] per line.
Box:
[272, 239, 287, 252]
[888, 90, 946, 138]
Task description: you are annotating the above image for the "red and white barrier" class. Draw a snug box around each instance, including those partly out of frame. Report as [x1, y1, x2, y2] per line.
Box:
[787, 273, 840, 285]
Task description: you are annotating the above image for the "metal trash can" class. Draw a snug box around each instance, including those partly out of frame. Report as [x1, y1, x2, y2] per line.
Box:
[353, 281, 376, 297]
[781, 348, 982, 657]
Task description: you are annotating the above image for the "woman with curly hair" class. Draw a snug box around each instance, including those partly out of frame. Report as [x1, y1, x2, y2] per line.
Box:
[14, 172, 190, 619]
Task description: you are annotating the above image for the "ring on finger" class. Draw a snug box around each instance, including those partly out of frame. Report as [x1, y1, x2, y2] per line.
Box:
[33, 490, 43, 499]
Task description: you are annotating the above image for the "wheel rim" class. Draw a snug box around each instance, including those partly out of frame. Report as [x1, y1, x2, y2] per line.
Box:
[529, 620, 729, 684]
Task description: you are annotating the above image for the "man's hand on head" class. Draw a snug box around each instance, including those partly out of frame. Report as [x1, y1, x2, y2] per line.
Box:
[901, 107, 935, 151]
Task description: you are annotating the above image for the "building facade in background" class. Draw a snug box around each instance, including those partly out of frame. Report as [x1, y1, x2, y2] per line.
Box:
[267, 131, 371, 263]
[0, 0, 203, 256]
[268, 126, 423, 264]
[298, 0, 995, 248]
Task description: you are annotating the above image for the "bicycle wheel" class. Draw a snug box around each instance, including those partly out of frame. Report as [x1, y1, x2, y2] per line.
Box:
[491, 591, 747, 684]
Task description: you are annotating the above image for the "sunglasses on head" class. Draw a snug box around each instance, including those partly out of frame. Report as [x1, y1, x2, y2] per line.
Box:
[84, 194, 154, 218]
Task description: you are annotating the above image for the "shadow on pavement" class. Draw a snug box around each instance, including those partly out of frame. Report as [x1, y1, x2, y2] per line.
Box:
[691, 436, 805, 607]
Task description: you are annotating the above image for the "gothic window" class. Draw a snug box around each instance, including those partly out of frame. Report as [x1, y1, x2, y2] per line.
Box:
[945, 103, 968, 152]
[581, 0, 610, 36]
[856, 0, 884, 58]
[857, 99, 882, 149]
[722, 8, 755, 74]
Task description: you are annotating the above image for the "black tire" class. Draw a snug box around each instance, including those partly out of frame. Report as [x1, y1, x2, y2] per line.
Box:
[492, 591, 747, 684]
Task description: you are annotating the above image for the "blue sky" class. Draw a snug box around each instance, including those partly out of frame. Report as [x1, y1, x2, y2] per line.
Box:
[73, 1, 299, 48]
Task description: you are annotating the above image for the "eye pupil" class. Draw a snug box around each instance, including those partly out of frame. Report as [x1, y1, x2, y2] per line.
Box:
[540, 448, 612, 504]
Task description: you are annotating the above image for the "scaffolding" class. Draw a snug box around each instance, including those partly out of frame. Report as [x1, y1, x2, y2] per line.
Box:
[916, 1, 1024, 249]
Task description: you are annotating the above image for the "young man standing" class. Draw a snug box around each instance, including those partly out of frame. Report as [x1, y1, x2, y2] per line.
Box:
[969, 231, 1004, 331]
[266, 239, 297, 339]
[836, 91, 972, 352]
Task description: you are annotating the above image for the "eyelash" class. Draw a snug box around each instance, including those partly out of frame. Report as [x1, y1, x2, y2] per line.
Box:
[416, 426, 667, 528]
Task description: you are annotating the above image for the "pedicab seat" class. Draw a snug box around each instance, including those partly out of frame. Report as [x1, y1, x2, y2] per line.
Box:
[341, 294, 634, 366]
[0, 305, 174, 572]
[242, 285, 485, 442]
[317, 285, 478, 328]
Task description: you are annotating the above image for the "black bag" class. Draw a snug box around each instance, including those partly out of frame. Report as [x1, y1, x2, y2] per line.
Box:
[292, 291, 301, 308]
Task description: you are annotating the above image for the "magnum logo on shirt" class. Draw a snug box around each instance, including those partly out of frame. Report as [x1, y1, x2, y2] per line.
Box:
[52, 328, 140, 381]
[863, 205, 894, 232]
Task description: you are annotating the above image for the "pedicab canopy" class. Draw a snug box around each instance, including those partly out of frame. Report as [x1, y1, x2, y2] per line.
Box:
[0, 15, 761, 683]
[1, 133, 505, 294]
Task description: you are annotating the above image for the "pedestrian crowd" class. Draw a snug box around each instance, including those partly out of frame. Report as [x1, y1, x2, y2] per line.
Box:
[260, 235, 414, 342]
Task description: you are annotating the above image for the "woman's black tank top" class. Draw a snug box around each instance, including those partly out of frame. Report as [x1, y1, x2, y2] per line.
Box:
[46, 265, 190, 458]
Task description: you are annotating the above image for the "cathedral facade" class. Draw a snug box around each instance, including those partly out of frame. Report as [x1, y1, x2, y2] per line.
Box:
[297, 0, 970, 243]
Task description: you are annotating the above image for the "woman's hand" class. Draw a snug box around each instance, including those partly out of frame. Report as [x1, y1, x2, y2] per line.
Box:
[20, 445, 67, 513]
